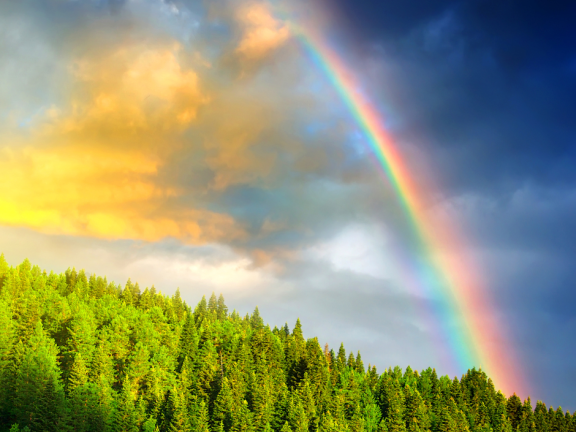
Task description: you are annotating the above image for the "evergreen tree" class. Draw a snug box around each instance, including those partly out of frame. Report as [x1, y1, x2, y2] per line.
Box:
[384, 385, 406, 432]
[12, 322, 66, 431]
[292, 319, 305, 351]
[213, 377, 235, 431]
[251, 307, 264, 330]
[217, 294, 228, 320]
[194, 295, 208, 325]
[355, 352, 365, 374]
[0, 299, 15, 419]
[437, 406, 457, 432]
[126, 342, 150, 394]
[347, 352, 356, 370]
[68, 382, 106, 432]
[121, 280, 135, 306]
[507, 394, 522, 430]
[551, 407, 566, 432]
[287, 394, 308, 432]
[68, 352, 89, 392]
[191, 399, 211, 432]
[404, 386, 430, 432]
[167, 386, 192, 432]
[208, 292, 218, 314]
[337, 343, 347, 371]
[535, 401, 550, 432]
[0, 253, 9, 287]
[193, 339, 219, 401]
[177, 314, 198, 370]
[34, 377, 68, 432]
[114, 379, 139, 432]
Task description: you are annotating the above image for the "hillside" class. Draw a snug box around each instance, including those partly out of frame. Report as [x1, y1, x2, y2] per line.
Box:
[0, 254, 571, 432]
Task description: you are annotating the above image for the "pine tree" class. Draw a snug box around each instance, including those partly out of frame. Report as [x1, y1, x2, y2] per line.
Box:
[437, 406, 457, 432]
[378, 419, 389, 432]
[287, 393, 309, 432]
[486, 392, 508, 432]
[213, 377, 235, 430]
[192, 296, 207, 325]
[12, 322, 66, 431]
[122, 282, 135, 306]
[535, 401, 550, 432]
[449, 377, 462, 407]
[292, 319, 305, 349]
[167, 386, 192, 432]
[191, 399, 211, 432]
[177, 313, 198, 370]
[235, 399, 255, 432]
[34, 376, 68, 432]
[193, 338, 219, 401]
[68, 382, 106, 432]
[68, 352, 89, 392]
[217, 294, 228, 320]
[140, 288, 154, 310]
[507, 393, 522, 429]
[337, 343, 347, 371]
[568, 413, 576, 432]
[355, 351, 365, 374]
[251, 306, 264, 330]
[347, 352, 357, 370]
[15, 290, 42, 342]
[404, 386, 430, 431]
[318, 410, 344, 432]
[518, 398, 536, 432]
[448, 398, 469, 432]
[250, 368, 275, 431]
[551, 407, 566, 432]
[90, 340, 115, 387]
[114, 379, 139, 432]
[0, 253, 9, 287]
[364, 402, 383, 432]
[126, 342, 150, 394]
[142, 417, 159, 432]
[384, 385, 407, 432]
[0, 298, 15, 418]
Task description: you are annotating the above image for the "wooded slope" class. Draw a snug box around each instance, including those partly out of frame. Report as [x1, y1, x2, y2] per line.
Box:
[0, 255, 571, 432]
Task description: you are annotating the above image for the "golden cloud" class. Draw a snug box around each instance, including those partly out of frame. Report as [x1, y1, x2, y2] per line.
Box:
[235, 2, 290, 61]
[0, 41, 246, 244]
[0, 2, 344, 251]
[55, 43, 208, 136]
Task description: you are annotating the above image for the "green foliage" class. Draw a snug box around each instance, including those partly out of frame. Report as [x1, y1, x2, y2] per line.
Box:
[0, 256, 564, 432]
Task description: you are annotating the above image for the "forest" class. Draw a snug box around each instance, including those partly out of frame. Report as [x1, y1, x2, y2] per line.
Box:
[0, 254, 572, 432]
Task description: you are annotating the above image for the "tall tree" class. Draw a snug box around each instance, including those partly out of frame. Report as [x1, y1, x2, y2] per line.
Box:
[507, 394, 523, 430]
[114, 379, 139, 432]
[12, 322, 67, 431]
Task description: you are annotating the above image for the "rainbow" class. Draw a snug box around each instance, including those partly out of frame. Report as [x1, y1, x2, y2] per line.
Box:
[283, 18, 525, 396]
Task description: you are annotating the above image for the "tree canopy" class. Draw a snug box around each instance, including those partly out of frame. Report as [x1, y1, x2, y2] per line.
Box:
[0, 254, 571, 432]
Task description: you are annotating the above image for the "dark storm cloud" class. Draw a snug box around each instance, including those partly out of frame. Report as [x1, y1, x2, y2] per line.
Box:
[322, 0, 576, 408]
[325, 0, 576, 194]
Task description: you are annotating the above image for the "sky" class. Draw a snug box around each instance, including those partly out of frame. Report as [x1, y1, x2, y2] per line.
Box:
[1, 0, 575, 409]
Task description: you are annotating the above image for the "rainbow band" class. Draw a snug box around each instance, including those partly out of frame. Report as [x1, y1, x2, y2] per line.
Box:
[288, 22, 524, 396]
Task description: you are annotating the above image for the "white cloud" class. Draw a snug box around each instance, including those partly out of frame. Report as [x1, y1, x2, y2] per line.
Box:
[305, 223, 400, 281]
